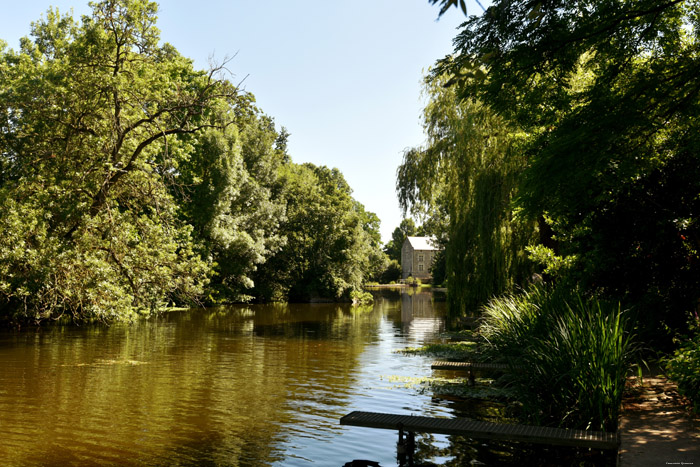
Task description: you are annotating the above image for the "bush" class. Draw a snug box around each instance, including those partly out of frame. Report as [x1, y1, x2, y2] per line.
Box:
[405, 276, 422, 287]
[665, 314, 700, 413]
[479, 286, 636, 431]
[379, 260, 402, 284]
[350, 290, 374, 305]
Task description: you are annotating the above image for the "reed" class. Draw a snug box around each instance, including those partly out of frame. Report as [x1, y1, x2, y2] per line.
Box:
[480, 286, 635, 431]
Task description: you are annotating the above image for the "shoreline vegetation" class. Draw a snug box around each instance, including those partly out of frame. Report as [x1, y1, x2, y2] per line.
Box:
[402, 286, 637, 433]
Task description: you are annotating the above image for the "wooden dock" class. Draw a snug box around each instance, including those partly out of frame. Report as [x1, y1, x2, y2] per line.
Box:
[340, 411, 620, 451]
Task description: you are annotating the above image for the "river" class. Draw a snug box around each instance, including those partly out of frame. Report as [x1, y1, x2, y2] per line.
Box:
[0, 288, 463, 465]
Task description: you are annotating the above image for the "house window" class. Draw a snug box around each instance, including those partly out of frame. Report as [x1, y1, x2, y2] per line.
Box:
[418, 264, 424, 272]
[418, 254, 424, 262]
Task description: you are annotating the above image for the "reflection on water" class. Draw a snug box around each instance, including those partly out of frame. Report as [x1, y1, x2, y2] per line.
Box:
[0, 289, 451, 466]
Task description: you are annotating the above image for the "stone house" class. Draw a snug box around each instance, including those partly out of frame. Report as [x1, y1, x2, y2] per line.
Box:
[401, 236, 439, 280]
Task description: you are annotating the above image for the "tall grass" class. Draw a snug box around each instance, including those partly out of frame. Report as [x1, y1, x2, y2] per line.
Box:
[480, 286, 635, 432]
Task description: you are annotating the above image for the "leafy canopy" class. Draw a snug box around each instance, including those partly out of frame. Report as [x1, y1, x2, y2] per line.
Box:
[429, 0, 700, 328]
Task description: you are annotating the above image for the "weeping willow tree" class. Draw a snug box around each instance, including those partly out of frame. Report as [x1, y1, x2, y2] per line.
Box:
[397, 77, 537, 316]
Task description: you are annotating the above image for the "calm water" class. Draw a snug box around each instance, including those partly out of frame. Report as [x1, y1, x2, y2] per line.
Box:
[0, 289, 451, 466]
[0, 288, 613, 466]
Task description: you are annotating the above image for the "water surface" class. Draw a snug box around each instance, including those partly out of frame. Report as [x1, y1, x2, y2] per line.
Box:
[0, 289, 456, 466]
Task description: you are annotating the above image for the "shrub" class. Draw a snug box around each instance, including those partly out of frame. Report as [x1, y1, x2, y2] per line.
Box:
[405, 276, 422, 287]
[379, 260, 402, 284]
[350, 290, 374, 305]
[665, 314, 700, 413]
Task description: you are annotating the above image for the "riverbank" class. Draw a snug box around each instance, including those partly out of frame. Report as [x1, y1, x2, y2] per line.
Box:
[619, 372, 700, 466]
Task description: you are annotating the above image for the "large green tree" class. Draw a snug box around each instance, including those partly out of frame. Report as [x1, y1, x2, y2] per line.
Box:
[175, 103, 288, 303]
[431, 0, 700, 328]
[0, 0, 238, 321]
[0, 0, 393, 323]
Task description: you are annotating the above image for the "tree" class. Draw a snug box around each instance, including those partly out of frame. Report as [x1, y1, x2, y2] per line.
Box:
[428, 0, 484, 17]
[175, 103, 287, 303]
[432, 0, 700, 329]
[379, 260, 402, 284]
[252, 163, 383, 302]
[0, 0, 238, 321]
[397, 76, 536, 315]
[383, 218, 418, 262]
[354, 201, 389, 283]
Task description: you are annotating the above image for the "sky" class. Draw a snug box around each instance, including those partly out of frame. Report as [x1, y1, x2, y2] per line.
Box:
[0, 1, 484, 242]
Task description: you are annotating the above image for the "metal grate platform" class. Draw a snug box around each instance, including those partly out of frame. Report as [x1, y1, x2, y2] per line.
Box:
[431, 360, 512, 371]
[340, 411, 619, 450]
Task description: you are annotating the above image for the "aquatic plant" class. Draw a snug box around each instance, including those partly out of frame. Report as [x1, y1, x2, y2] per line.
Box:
[399, 340, 484, 362]
[480, 286, 636, 431]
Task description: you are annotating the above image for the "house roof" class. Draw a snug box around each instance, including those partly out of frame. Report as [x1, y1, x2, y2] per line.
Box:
[405, 236, 439, 251]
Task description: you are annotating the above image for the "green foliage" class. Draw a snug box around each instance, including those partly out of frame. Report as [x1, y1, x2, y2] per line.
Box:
[525, 244, 576, 280]
[252, 163, 383, 302]
[0, 0, 231, 321]
[350, 290, 374, 305]
[397, 78, 537, 315]
[383, 218, 417, 262]
[433, 0, 700, 331]
[0, 1, 381, 322]
[354, 201, 388, 284]
[379, 259, 402, 284]
[428, 0, 473, 17]
[175, 108, 287, 303]
[428, 248, 447, 286]
[480, 286, 636, 431]
[405, 276, 422, 287]
[665, 314, 700, 413]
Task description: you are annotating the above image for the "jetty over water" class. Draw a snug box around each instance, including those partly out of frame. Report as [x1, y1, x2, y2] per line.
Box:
[431, 360, 520, 385]
[340, 411, 620, 451]
[430, 360, 511, 371]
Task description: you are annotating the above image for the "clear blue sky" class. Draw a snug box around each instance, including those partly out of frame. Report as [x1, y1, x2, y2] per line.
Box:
[1, 1, 483, 242]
